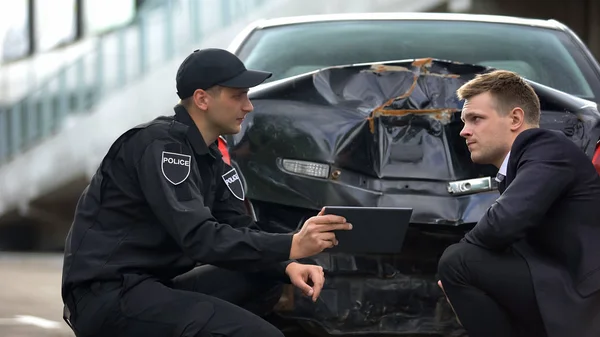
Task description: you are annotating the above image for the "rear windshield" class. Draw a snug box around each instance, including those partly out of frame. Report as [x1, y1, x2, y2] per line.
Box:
[237, 20, 599, 100]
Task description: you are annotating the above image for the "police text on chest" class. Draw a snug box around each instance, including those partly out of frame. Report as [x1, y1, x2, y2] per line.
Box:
[163, 157, 190, 166]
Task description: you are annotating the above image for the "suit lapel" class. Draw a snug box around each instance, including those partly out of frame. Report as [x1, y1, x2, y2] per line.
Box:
[500, 128, 543, 194]
[502, 155, 518, 194]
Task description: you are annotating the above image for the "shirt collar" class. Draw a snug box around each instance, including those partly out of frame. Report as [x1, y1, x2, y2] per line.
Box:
[174, 104, 222, 159]
[498, 151, 510, 176]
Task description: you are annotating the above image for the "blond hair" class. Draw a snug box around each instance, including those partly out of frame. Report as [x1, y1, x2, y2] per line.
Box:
[457, 70, 541, 126]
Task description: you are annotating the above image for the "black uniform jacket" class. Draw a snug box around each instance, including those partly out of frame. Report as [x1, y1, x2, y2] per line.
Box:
[463, 128, 600, 337]
[61, 104, 294, 300]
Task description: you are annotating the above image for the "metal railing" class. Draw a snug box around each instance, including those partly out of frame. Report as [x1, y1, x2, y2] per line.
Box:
[0, 0, 269, 164]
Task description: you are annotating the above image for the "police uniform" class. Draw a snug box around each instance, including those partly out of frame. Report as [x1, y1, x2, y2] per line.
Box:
[61, 49, 293, 337]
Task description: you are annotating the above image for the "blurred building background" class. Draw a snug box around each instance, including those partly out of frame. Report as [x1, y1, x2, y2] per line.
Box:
[0, 0, 598, 251]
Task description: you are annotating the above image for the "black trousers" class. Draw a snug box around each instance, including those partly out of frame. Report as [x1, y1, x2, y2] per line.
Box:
[67, 265, 285, 337]
[437, 242, 547, 337]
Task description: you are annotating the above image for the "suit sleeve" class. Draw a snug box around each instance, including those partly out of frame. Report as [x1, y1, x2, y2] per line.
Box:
[211, 162, 296, 281]
[134, 139, 294, 268]
[463, 133, 576, 250]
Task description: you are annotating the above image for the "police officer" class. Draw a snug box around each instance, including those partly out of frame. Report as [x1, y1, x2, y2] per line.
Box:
[61, 48, 352, 337]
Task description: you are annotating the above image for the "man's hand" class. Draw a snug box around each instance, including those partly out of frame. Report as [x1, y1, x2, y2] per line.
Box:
[290, 208, 352, 259]
[285, 262, 325, 302]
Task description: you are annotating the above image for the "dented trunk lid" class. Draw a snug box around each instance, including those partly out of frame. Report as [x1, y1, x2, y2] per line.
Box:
[314, 59, 485, 181]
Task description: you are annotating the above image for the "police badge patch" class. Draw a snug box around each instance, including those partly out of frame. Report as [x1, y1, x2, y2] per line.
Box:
[222, 168, 245, 201]
[161, 151, 191, 185]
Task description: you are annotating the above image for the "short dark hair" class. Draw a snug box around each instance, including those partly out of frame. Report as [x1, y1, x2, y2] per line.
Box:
[457, 70, 541, 126]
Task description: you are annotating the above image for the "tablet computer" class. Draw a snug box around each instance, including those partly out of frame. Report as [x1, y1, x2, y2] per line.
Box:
[321, 206, 413, 254]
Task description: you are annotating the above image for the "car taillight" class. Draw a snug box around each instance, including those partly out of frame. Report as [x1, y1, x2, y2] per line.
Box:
[593, 142, 600, 175]
[218, 136, 231, 165]
[279, 159, 330, 179]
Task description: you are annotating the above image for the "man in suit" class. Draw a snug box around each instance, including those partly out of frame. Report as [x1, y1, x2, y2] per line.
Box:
[437, 70, 600, 337]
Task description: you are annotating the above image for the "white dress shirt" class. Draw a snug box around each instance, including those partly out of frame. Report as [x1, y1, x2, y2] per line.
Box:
[495, 151, 511, 182]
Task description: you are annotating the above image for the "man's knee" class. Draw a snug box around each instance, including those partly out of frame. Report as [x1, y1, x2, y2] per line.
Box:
[438, 242, 478, 281]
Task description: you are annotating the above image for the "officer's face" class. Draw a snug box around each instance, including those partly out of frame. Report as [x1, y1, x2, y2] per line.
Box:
[207, 87, 253, 135]
[460, 92, 513, 168]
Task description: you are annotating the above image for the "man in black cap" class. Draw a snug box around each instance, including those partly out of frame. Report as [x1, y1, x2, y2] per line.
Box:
[61, 48, 352, 337]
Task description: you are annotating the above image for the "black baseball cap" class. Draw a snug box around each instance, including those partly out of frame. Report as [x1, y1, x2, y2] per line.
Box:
[176, 48, 272, 99]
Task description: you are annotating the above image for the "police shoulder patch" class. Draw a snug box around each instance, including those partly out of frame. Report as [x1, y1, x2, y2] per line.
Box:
[161, 151, 191, 185]
[222, 167, 245, 201]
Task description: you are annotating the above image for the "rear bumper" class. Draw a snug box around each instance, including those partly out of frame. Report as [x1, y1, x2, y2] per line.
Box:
[243, 160, 500, 226]
[274, 250, 466, 336]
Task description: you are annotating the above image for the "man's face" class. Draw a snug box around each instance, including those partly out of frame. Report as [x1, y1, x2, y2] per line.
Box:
[460, 92, 512, 167]
[206, 86, 253, 135]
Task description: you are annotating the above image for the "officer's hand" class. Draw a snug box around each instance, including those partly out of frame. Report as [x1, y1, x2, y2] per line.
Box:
[290, 208, 352, 259]
[285, 262, 325, 302]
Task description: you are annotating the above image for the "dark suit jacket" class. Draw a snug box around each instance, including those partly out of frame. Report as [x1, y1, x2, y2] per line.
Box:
[463, 128, 600, 337]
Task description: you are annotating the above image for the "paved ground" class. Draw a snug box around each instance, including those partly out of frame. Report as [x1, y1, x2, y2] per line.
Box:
[0, 253, 74, 337]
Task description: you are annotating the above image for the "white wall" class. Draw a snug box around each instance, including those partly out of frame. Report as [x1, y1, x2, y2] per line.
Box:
[0, 0, 449, 217]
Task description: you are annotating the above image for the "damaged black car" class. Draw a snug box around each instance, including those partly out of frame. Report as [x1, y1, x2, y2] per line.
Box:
[220, 13, 600, 336]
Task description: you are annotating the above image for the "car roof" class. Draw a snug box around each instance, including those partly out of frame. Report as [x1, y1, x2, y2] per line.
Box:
[248, 12, 563, 30]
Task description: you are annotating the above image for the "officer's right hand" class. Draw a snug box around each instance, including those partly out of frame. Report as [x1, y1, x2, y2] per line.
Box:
[289, 208, 352, 259]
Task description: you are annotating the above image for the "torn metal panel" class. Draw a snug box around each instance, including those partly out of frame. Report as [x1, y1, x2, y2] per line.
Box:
[272, 228, 468, 336]
[365, 59, 463, 132]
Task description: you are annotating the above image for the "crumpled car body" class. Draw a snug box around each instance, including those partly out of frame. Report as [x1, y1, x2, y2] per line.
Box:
[223, 58, 600, 336]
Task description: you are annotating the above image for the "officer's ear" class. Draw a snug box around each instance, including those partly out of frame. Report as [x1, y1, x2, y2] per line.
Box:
[192, 89, 210, 111]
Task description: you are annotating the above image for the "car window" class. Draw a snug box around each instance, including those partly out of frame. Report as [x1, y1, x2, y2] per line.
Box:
[236, 20, 598, 100]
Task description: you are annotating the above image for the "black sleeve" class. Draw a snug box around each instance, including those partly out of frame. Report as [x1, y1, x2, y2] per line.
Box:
[210, 163, 257, 230]
[211, 163, 296, 281]
[463, 134, 575, 250]
[134, 139, 293, 268]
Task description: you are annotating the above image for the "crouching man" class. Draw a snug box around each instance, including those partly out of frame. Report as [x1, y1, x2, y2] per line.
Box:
[61, 48, 352, 337]
[437, 70, 600, 337]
